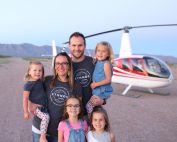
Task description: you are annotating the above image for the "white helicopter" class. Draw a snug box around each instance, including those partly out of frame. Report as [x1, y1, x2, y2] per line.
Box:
[52, 24, 177, 95]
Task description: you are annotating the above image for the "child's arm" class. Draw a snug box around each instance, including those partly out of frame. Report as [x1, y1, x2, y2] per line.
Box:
[23, 91, 30, 120]
[91, 62, 112, 89]
[110, 132, 116, 142]
[58, 130, 64, 142]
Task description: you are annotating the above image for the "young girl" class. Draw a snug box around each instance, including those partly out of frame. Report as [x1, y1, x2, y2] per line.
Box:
[23, 61, 49, 142]
[58, 96, 88, 142]
[86, 41, 114, 115]
[87, 106, 116, 142]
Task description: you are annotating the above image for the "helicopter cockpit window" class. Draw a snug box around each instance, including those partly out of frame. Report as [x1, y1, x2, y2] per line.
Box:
[132, 59, 143, 72]
[122, 59, 131, 70]
[143, 57, 170, 78]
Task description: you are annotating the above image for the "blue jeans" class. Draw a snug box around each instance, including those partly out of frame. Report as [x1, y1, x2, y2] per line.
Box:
[32, 132, 40, 142]
[32, 132, 58, 142]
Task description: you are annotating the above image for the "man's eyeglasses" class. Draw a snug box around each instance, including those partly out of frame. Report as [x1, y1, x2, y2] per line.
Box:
[66, 104, 80, 108]
[55, 62, 69, 67]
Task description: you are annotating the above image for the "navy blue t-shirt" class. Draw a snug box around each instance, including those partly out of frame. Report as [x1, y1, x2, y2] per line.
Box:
[72, 56, 95, 114]
[24, 80, 47, 107]
[33, 76, 82, 137]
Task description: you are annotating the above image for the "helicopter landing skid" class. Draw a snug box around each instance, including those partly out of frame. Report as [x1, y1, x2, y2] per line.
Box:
[130, 88, 170, 96]
[117, 84, 142, 98]
[116, 85, 170, 98]
[117, 93, 142, 98]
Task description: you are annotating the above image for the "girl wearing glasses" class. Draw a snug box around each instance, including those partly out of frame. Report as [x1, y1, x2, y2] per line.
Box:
[58, 96, 88, 142]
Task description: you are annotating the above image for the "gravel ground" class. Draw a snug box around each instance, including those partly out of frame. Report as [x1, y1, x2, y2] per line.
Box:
[0, 58, 177, 142]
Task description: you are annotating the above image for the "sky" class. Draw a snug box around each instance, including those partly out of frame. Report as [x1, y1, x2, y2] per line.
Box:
[0, 0, 177, 57]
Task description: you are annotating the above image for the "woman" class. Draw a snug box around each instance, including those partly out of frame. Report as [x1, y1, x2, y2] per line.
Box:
[31, 52, 82, 142]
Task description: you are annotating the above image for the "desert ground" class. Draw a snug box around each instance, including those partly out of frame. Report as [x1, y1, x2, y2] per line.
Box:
[0, 57, 177, 142]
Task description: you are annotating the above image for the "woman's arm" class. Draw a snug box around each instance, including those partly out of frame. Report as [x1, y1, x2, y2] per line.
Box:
[28, 101, 41, 115]
[91, 62, 112, 89]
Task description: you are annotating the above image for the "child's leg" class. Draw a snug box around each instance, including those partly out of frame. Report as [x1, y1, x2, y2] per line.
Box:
[86, 96, 96, 114]
[36, 107, 50, 142]
[86, 100, 94, 114]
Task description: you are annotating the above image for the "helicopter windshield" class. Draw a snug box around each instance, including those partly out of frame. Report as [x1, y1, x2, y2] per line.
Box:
[143, 56, 170, 78]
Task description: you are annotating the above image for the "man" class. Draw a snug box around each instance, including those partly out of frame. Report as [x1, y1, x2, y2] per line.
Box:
[68, 32, 105, 115]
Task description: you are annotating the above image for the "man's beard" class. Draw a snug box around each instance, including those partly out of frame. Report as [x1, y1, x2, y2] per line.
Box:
[72, 51, 84, 59]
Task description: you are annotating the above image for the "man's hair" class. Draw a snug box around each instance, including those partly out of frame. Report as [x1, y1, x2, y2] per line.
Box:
[69, 32, 86, 46]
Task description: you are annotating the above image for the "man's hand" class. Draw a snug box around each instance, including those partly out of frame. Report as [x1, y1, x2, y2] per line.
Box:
[91, 95, 104, 106]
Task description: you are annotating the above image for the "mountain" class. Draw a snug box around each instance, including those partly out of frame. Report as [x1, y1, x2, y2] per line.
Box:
[0, 43, 52, 57]
[0, 43, 93, 57]
[153, 55, 177, 64]
[0, 43, 177, 64]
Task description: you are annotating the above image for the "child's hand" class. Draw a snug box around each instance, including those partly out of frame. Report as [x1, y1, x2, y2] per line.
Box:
[24, 112, 30, 120]
[91, 82, 97, 89]
[39, 137, 48, 142]
[40, 134, 48, 142]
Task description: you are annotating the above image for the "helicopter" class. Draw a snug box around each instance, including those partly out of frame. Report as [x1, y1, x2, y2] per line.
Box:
[52, 24, 177, 95]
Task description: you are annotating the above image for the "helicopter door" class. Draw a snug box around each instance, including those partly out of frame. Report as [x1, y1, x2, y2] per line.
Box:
[131, 58, 147, 75]
[122, 59, 131, 71]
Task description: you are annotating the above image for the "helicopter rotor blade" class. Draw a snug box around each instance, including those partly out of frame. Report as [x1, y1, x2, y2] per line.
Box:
[62, 28, 124, 44]
[131, 24, 177, 29]
[84, 24, 177, 38]
[84, 28, 124, 38]
[63, 24, 177, 44]
[85, 24, 177, 39]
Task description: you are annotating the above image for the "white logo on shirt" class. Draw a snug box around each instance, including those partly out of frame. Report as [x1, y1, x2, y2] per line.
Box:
[50, 87, 69, 106]
[74, 69, 91, 87]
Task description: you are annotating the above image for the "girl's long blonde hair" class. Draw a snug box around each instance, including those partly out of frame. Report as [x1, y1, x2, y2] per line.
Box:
[94, 41, 115, 65]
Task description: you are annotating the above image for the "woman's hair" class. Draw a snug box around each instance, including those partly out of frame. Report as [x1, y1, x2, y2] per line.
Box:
[90, 106, 111, 132]
[62, 96, 83, 120]
[94, 41, 114, 65]
[69, 32, 86, 46]
[24, 61, 44, 81]
[50, 52, 74, 91]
